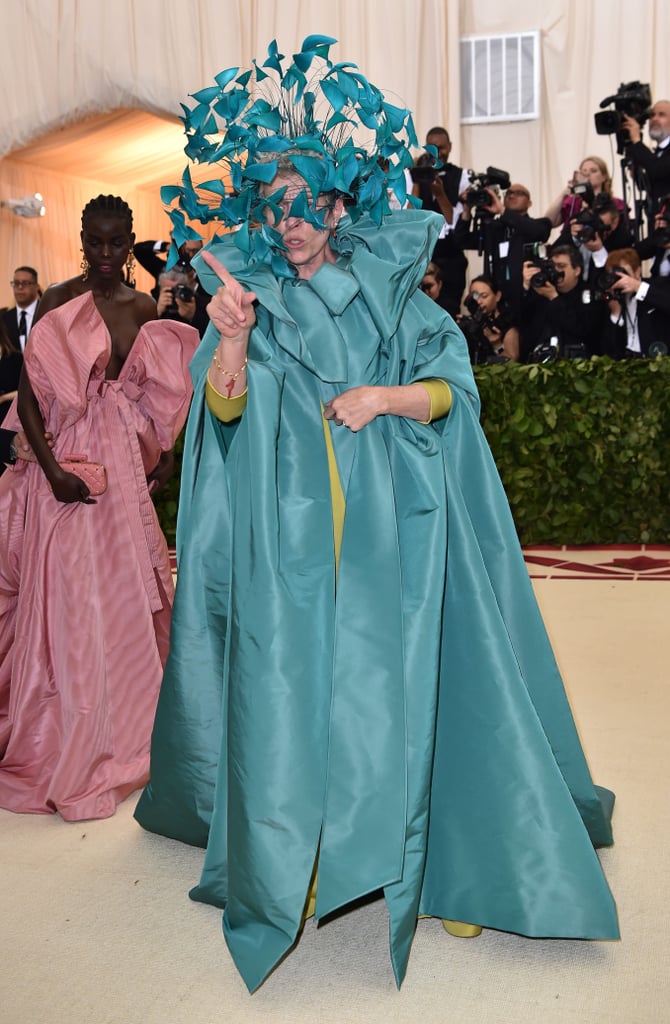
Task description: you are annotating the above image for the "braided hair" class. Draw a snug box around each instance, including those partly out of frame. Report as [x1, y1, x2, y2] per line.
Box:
[81, 194, 133, 231]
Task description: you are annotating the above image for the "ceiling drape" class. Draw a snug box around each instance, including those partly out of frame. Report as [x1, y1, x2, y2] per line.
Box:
[2, 0, 669, 305]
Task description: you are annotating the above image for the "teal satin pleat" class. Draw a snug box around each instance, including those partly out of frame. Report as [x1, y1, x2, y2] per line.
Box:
[135, 210, 618, 993]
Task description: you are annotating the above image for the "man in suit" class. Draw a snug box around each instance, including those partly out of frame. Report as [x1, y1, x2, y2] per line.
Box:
[553, 197, 634, 288]
[622, 100, 670, 209]
[454, 182, 552, 323]
[411, 126, 470, 318]
[134, 238, 204, 297]
[635, 196, 670, 278]
[520, 245, 608, 361]
[2, 267, 40, 351]
[135, 238, 210, 338]
[601, 247, 670, 358]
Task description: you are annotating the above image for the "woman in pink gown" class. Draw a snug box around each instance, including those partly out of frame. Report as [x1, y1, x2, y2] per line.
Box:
[0, 194, 199, 821]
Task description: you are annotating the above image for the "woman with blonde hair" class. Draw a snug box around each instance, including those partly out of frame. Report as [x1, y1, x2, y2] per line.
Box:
[545, 154, 626, 227]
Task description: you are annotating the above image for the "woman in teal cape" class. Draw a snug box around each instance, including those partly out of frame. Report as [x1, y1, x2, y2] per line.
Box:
[135, 204, 618, 991]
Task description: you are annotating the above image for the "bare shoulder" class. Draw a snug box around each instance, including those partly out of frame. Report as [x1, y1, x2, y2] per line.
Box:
[132, 287, 157, 326]
[34, 279, 82, 323]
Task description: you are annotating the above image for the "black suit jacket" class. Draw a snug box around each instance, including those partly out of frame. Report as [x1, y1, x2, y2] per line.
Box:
[520, 285, 608, 361]
[135, 240, 211, 337]
[2, 306, 22, 349]
[626, 142, 670, 207]
[134, 240, 170, 298]
[553, 221, 634, 287]
[635, 233, 670, 277]
[415, 165, 468, 317]
[454, 210, 552, 321]
[601, 277, 670, 357]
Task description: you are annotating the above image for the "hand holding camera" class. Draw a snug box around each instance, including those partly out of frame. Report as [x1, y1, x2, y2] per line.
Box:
[522, 255, 561, 297]
[157, 269, 197, 321]
[463, 167, 510, 217]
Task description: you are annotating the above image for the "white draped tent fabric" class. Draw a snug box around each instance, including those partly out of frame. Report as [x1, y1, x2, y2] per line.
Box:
[0, 0, 454, 298]
[1, 0, 669, 301]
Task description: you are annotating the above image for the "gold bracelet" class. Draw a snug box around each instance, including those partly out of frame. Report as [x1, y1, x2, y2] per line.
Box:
[211, 350, 248, 397]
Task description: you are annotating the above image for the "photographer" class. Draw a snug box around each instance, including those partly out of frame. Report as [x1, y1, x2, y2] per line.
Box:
[621, 101, 670, 207]
[135, 237, 204, 298]
[555, 196, 633, 286]
[454, 180, 551, 322]
[156, 262, 210, 338]
[600, 248, 670, 358]
[411, 127, 470, 317]
[420, 261, 452, 312]
[545, 157, 625, 229]
[458, 275, 520, 363]
[520, 245, 607, 362]
[636, 195, 670, 278]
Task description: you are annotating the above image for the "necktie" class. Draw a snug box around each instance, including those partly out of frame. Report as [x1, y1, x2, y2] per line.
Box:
[18, 309, 27, 345]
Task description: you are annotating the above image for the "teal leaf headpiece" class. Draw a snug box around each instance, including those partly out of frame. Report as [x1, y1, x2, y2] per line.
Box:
[163, 36, 419, 266]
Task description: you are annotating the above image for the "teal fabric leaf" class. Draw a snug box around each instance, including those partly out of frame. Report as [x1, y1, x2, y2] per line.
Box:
[320, 78, 347, 111]
[198, 180, 228, 198]
[160, 185, 184, 204]
[263, 40, 285, 74]
[325, 111, 354, 131]
[213, 67, 240, 89]
[252, 60, 270, 82]
[244, 161, 280, 183]
[191, 86, 222, 104]
[300, 34, 337, 52]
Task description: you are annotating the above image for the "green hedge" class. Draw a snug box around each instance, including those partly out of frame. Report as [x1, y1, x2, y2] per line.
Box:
[154, 358, 670, 547]
[474, 357, 670, 545]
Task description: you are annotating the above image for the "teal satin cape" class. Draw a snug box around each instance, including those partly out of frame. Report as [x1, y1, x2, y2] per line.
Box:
[135, 210, 618, 992]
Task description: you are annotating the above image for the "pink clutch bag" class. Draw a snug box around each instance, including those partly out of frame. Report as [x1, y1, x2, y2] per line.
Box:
[57, 454, 108, 495]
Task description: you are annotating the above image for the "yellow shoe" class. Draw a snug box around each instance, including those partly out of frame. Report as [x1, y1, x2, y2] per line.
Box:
[442, 919, 483, 938]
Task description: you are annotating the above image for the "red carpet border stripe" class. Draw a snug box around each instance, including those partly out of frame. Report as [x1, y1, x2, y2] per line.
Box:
[522, 545, 670, 580]
[168, 545, 670, 581]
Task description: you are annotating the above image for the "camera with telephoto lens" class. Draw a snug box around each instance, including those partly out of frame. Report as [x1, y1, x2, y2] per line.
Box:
[573, 208, 607, 245]
[594, 82, 652, 150]
[528, 258, 563, 289]
[174, 284, 194, 302]
[459, 294, 510, 364]
[591, 266, 627, 302]
[409, 151, 440, 184]
[465, 166, 511, 209]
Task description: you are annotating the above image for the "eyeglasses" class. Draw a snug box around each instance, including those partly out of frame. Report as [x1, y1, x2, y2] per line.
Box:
[10, 279, 35, 288]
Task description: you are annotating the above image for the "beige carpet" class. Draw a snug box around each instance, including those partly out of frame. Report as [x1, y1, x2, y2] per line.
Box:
[1, 574, 668, 1024]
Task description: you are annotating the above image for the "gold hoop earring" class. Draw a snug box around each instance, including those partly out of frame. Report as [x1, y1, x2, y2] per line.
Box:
[80, 250, 89, 281]
[125, 249, 136, 287]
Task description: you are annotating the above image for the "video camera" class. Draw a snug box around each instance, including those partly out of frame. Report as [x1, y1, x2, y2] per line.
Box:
[464, 166, 511, 209]
[594, 81, 652, 152]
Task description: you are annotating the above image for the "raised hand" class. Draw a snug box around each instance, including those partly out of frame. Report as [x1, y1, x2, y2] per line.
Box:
[202, 250, 257, 340]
